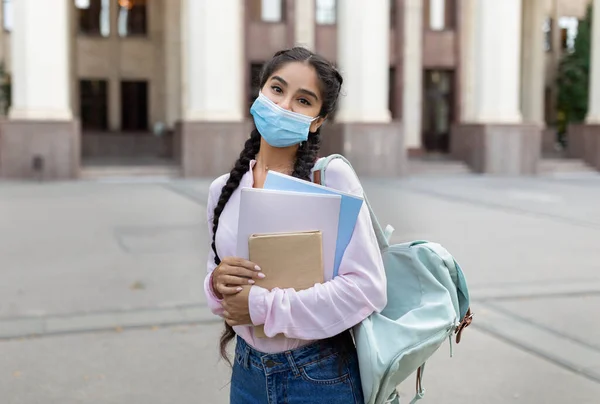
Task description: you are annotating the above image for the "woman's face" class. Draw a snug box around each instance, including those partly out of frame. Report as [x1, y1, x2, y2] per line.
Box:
[261, 62, 326, 133]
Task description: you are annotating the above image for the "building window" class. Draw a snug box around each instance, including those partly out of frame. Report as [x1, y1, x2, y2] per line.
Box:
[77, 0, 110, 37]
[249, 0, 285, 23]
[429, 0, 445, 30]
[3, 0, 13, 32]
[118, 0, 147, 37]
[316, 0, 336, 25]
[559, 16, 578, 52]
[121, 81, 148, 131]
[80, 79, 108, 131]
[425, 0, 455, 31]
[0, 65, 11, 116]
[422, 70, 454, 152]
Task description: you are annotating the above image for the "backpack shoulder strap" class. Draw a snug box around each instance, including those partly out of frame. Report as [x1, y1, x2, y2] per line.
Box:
[312, 154, 391, 250]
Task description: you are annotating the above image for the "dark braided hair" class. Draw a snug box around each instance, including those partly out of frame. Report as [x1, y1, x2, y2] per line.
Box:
[211, 47, 343, 365]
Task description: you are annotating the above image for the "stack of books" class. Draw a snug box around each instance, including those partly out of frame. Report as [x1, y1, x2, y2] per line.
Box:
[236, 171, 364, 338]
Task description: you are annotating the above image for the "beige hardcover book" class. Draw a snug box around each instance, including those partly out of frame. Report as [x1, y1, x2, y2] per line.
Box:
[248, 230, 324, 338]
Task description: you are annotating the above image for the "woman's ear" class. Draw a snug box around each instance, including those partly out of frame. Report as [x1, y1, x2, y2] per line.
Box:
[310, 116, 326, 133]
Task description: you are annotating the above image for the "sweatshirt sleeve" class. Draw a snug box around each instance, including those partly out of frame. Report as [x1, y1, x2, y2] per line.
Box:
[203, 175, 229, 317]
[248, 159, 387, 339]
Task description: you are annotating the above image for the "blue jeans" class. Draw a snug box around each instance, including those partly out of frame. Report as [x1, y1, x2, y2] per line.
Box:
[230, 333, 364, 404]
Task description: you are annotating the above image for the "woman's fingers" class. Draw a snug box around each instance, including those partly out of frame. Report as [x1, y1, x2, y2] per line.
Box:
[222, 257, 262, 273]
[212, 258, 264, 298]
[222, 275, 256, 286]
[220, 264, 266, 280]
[216, 283, 243, 296]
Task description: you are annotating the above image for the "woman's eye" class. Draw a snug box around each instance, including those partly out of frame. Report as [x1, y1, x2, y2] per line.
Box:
[298, 98, 311, 106]
[271, 86, 283, 93]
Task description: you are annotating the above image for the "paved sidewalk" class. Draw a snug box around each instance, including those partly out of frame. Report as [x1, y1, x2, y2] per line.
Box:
[1, 170, 599, 403]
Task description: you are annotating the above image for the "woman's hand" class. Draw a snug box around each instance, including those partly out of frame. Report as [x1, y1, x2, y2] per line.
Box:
[211, 257, 265, 299]
[223, 286, 252, 326]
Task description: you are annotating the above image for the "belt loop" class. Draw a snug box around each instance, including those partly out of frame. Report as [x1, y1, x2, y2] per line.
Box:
[242, 344, 251, 370]
[285, 351, 300, 377]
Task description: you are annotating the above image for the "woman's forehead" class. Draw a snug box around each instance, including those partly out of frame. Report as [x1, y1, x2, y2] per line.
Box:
[269, 63, 321, 95]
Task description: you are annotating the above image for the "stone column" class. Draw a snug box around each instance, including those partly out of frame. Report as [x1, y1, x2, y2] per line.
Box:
[452, 0, 540, 175]
[336, 0, 391, 123]
[402, 0, 423, 153]
[294, 0, 315, 50]
[474, 0, 523, 124]
[68, 1, 78, 121]
[0, 1, 6, 117]
[459, 0, 476, 123]
[9, 0, 72, 121]
[108, 0, 121, 131]
[326, 0, 403, 177]
[177, 0, 248, 177]
[574, 0, 600, 169]
[164, 0, 182, 130]
[520, 0, 545, 125]
[586, 0, 600, 125]
[1, 0, 80, 179]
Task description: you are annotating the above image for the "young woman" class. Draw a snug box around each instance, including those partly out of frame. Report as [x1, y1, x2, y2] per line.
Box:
[204, 47, 387, 404]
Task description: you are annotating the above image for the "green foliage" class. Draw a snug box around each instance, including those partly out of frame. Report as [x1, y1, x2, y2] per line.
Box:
[0, 61, 10, 115]
[556, 4, 592, 136]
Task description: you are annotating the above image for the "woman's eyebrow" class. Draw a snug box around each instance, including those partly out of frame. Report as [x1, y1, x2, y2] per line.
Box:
[271, 76, 319, 101]
[298, 88, 319, 101]
[272, 76, 288, 86]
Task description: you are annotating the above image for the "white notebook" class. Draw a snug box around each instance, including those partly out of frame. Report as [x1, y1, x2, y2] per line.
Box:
[236, 187, 341, 278]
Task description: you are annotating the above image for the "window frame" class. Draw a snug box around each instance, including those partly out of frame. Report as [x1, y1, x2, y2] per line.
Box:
[423, 0, 456, 32]
[117, 0, 148, 38]
[3, 0, 13, 33]
[248, 0, 287, 24]
[315, 0, 337, 26]
[77, 0, 111, 37]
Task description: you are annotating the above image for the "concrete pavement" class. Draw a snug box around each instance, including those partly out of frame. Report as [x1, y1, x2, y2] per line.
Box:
[1, 167, 599, 403]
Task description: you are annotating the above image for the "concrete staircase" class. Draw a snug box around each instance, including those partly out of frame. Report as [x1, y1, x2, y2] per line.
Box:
[538, 157, 599, 177]
[80, 158, 181, 181]
[407, 154, 599, 177]
[407, 154, 471, 176]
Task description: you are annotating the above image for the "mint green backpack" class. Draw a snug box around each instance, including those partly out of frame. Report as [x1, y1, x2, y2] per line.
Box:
[313, 154, 473, 404]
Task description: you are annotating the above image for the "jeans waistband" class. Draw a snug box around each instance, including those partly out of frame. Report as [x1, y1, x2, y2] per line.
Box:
[235, 333, 353, 376]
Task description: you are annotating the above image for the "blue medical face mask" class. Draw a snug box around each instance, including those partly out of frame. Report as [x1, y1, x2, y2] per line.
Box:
[250, 92, 319, 148]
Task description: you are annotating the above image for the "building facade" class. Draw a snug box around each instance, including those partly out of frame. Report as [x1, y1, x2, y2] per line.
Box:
[0, 0, 597, 179]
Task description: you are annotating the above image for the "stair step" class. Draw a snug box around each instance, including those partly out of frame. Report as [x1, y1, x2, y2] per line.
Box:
[539, 158, 598, 174]
[80, 165, 181, 181]
[408, 158, 471, 176]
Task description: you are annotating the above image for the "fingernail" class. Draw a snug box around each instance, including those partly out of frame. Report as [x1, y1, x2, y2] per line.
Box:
[248, 280, 255, 284]
[254, 265, 262, 271]
[257, 273, 266, 279]
[237, 287, 243, 292]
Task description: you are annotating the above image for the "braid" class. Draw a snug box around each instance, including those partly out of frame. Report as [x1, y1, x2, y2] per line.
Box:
[291, 130, 321, 180]
[211, 130, 261, 265]
[214, 129, 260, 365]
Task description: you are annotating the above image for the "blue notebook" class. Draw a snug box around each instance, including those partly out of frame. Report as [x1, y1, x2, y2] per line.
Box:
[264, 171, 364, 278]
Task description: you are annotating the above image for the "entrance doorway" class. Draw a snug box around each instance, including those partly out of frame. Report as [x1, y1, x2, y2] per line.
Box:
[422, 70, 454, 152]
[121, 81, 149, 131]
[80, 79, 108, 131]
[79, 79, 178, 176]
